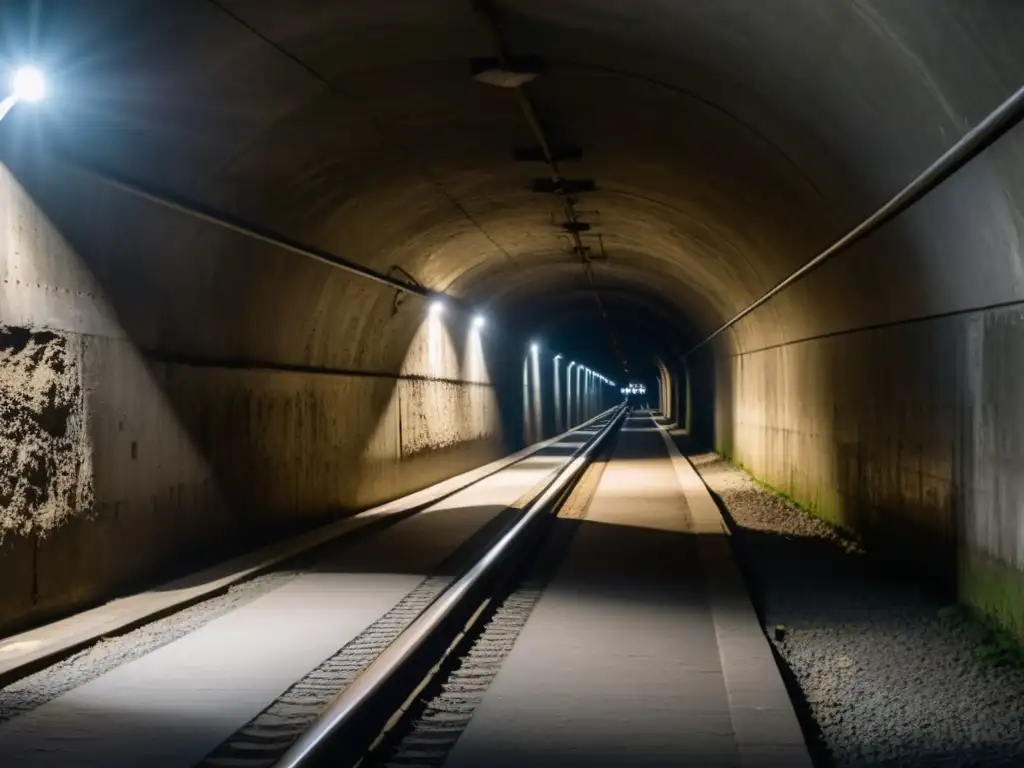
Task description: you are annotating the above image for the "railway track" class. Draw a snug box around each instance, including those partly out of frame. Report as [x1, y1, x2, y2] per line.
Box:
[362, 451, 610, 768]
[191, 405, 626, 768]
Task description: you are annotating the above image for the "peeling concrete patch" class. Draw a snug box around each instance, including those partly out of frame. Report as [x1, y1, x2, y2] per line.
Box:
[0, 327, 91, 543]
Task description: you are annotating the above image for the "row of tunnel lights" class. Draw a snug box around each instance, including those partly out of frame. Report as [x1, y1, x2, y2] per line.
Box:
[429, 298, 616, 387]
[544, 352, 616, 389]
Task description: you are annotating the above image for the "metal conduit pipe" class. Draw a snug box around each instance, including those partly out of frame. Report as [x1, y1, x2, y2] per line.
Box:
[272, 404, 627, 768]
[685, 83, 1024, 357]
[49, 152, 445, 301]
[474, 0, 625, 369]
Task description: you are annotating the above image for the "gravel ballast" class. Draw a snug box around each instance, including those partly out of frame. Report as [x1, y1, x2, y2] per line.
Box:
[688, 451, 1024, 768]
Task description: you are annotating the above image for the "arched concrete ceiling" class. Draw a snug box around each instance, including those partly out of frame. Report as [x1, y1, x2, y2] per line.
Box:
[3, 0, 1022, 368]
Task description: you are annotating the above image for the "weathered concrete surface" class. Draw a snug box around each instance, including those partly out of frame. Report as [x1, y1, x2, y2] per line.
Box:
[0, 328, 91, 544]
[1, 0, 1023, 637]
[0, 162, 524, 636]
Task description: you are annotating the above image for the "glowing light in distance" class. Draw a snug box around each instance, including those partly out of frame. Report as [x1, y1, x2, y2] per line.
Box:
[554, 354, 562, 360]
[530, 342, 539, 354]
[11, 66, 45, 102]
[472, 314, 486, 329]
[429, 300, 445, 317]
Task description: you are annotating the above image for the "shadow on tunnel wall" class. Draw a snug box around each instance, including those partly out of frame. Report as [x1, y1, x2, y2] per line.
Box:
[714, 328, 961, 603]
[685, 346, 716, 452]
[710, 193, 994, 608]
[0, 138, 517, 636]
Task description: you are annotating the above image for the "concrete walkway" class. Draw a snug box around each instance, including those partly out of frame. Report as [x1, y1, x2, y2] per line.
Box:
[0, 427, 601, 767]
[0, 415, 610, 688]
[442, 414, 811, 768]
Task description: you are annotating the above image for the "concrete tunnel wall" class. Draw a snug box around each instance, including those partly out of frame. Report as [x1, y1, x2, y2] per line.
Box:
[694, 5, 1024, 636]
[0, 157, 612, 634]
[2, 0, 1024, 639]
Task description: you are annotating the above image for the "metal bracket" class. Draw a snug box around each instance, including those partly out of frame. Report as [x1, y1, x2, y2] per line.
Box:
[386, 264, 425, 290]
[386, 265, 424, 315]
[392, 291, 406, 315]
[529, 178, 596, 195]
[561, 221, 591, 233]
[513, 146, 582, 163]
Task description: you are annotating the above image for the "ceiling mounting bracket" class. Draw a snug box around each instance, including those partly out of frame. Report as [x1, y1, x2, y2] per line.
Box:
[513, 146, 582, 163]
[386, 265, 425, 315]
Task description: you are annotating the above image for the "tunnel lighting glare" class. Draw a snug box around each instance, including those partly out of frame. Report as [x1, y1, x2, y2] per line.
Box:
[530, 342, 539, 354]
[554, 354, 562, 360]
[429, 299, 445, 317]
[472, 314, 486, 329]
[620, 384, 647, 396]
[11, 65, 45, 102]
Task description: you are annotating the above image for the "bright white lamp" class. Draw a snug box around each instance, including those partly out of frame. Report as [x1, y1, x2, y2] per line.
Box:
[11, 66, 45, 103]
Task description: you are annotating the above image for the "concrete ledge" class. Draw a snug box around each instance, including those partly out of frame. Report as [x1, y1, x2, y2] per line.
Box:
[657, 426, 813, 768]
[0, 411, 614, 688]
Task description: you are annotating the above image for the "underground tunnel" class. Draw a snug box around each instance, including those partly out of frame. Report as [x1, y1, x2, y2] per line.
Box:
[1, 1, 1024, 767]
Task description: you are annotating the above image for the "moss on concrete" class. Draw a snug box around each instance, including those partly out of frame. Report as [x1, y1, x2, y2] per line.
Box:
[718, 452, 1024, 648]
[731, 456, 809, 510]
[961, 550, 1024, 645]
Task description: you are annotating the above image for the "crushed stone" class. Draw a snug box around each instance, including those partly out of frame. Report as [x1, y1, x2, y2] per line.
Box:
[690, 451, 1024, 768]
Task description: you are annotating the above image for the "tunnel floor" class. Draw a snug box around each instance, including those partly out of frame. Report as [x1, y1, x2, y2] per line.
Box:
[0, 412, 803, 767]
[399, 414, 805, 768]
[0, 424, 603, 767]
[0, 414, 1022, 766]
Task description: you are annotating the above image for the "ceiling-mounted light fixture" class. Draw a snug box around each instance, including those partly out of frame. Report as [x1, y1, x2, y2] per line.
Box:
[470, 56, 543, 88]
[11, 65, 45, 102]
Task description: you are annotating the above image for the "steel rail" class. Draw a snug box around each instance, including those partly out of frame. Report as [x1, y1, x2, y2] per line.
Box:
[685, 83, 1024, 356]
[272, 403, 627, 768]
